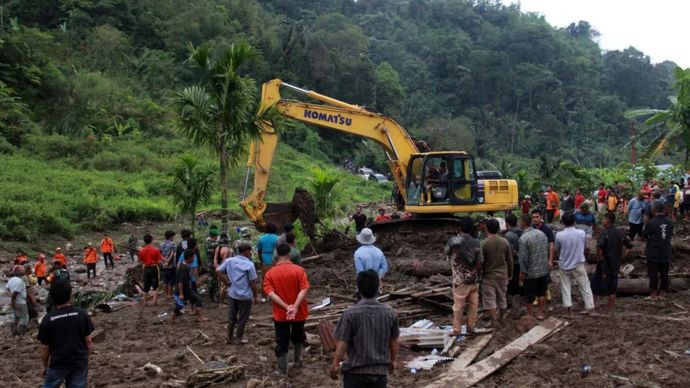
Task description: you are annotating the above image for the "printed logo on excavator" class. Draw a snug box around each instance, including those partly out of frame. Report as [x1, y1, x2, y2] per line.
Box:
[304, 109, 352, 126]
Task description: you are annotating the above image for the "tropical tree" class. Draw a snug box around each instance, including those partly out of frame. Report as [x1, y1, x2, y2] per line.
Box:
[625, 67, 690, 166]
[310, 167, 340, 218]
[175, 41, 261, 229]
[170, 156, 215, 233]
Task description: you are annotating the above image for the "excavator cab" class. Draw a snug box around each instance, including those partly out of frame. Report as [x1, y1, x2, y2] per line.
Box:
[405, 153, 482, 207]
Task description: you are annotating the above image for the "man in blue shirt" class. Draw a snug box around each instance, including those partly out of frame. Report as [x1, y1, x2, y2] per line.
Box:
[217, 242, 258, 344]
[354, 228, 388, 279]
[627, 190, 649, 240]
[256, 223, 279, 303]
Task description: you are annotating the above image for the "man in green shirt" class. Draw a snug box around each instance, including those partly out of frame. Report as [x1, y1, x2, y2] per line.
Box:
[480, 219, 513, 326]
[286, 232, 301, 264]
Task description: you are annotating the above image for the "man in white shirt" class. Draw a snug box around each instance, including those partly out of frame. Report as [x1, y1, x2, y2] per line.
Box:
[5, 265, 29, 335]
[555, 212, 595, 314]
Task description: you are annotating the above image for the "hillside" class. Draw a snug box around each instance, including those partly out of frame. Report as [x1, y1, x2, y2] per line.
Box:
[0, 0, 682, 239]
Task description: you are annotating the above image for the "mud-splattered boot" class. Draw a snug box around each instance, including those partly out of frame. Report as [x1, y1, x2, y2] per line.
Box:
[293, 343, 303, 367]
[277, 354, 289, 376]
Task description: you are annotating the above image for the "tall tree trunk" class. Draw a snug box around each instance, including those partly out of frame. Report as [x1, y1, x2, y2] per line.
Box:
[219, 144, 229, 230]
[190, 209, 196, 236]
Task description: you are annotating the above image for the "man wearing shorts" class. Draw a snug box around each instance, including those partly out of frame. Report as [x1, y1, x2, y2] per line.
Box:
[518, 215, 549, 320]
[480, 218, 512, 327]
[172, 248, 207, 322]
[160, 231, 177, 297]
[139, 234, 162, 306]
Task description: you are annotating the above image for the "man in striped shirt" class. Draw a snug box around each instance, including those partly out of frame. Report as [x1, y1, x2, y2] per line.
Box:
[331, 270, 399, 388]
[518, 215, 550, 320]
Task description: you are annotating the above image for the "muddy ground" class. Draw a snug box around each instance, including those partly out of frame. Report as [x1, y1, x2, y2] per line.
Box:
[2, 221, 690, 387]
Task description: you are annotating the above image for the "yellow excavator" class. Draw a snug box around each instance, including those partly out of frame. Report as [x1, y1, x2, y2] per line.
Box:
[240, 79, 518, 237]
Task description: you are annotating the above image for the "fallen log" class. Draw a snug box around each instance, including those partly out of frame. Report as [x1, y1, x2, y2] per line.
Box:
[394, 259, 451, 278]
[428, 317, 564, 388]
[616, 277, 690, 295]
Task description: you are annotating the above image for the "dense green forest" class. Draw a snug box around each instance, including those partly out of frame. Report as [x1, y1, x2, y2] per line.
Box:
[0, 0, 682, 240]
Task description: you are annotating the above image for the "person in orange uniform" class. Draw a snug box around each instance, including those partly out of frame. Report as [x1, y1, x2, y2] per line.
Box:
[35, 254, 48, 285]
[263, 243, 310, 376]
[545, 185, 560, 223]
[138, 233, 163, 306]
[53, 247, 67, 268]
[100, 234, 115, 269]
[15, 251, 28, 265]
[83, 243, 99, 279]
[374, 208, 391, 223]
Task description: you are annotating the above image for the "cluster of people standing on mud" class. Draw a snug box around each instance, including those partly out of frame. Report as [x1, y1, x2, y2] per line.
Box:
[446, 183, 676, 337]
[5, 177, 681, 388]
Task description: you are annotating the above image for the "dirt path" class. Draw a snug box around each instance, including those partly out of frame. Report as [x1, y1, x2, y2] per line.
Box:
[2, 221, 690, 387]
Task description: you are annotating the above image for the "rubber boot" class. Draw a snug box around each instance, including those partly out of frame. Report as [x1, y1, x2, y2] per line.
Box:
[236, 324, 246, 344]
[293, 343, 303, 367]
[226, 323, 235, 344]
[277, 354, 289, 376]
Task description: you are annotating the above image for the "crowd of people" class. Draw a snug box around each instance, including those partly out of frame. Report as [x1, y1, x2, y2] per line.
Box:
[4, 176, 683, 388]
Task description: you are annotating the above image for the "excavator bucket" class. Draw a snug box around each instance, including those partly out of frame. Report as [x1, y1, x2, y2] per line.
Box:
[259, 188, 319, 241]
[260, 202, 298, 233]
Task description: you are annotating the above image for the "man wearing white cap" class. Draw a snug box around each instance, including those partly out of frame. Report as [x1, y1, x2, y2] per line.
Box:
[354, 228, 388, 279]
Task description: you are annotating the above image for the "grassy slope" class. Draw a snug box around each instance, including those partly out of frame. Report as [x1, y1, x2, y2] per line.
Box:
[0, 137, 389, 244]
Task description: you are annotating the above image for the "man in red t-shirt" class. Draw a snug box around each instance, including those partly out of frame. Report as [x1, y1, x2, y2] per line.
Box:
[596, 183, 608, 214]
[138, 234, 163, 306]
[263, 243, 310, 376]
[574, 189, 586, 210]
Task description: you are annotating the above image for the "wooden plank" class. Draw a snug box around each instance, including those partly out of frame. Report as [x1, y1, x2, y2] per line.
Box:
[453, 334, 493, 369]
[430, 334, 493, 387]
[428, 317, 563, 388]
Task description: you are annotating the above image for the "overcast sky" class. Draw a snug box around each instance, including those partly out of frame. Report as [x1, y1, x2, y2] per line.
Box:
[504, 0, 688, 68]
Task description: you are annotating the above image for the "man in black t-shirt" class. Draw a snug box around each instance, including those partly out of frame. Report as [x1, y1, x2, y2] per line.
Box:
[642, 200, 674, 300]
[351, 206, 367, 234]
[592, 213, 633, 311]
[38, 279, 94, 388]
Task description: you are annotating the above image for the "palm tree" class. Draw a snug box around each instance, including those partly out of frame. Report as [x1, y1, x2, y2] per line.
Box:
[625, 67, 690, 166]
[170, 156, 215, 233]
[175, 41, 261, 229]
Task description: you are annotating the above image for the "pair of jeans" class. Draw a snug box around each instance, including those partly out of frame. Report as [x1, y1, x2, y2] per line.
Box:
[629, 222, 644, 240]
[228, 298, 253, 338]
[273, 320, 306, 357]
[103, 253, 114, 268]
[86, 263, 96, 279]
[451, 283, 479, 333]
[545, 209, 556, 223]
[647, 261, 670, 291]
[43, 364, 88, 388]
[343, 373, 387, 388]
[559, 263, 595, 310]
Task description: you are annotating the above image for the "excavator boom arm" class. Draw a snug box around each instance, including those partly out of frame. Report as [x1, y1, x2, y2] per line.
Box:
[240, 79, 419, 228]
